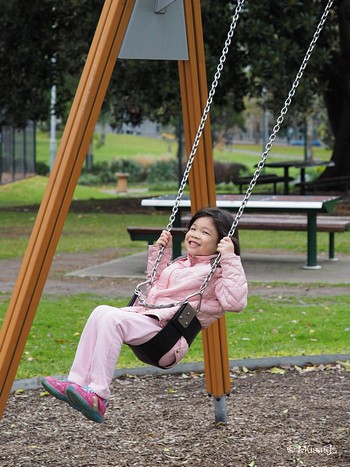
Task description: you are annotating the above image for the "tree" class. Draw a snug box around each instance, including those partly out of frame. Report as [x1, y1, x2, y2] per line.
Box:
[320, 0, 350, 178]
[236, 0, 349, 181]
[106, 2, 248, 129]
[1, 0, 349, 184]
[0, 0, 102, 126]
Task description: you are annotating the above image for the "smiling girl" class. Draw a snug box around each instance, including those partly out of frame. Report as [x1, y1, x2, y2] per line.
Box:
[42, 207, 247, 423]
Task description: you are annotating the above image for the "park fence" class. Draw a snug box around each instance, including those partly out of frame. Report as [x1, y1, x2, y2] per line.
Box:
[0, 121, 36, 184]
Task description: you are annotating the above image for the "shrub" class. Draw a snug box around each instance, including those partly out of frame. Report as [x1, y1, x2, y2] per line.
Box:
[35, 161, 50, 176]
[78, 159, 145, 185]
[214, 161, 248, 184]
[110, 159, 145, 183]
[78, 173, 103, 186]
[80, 161, 114, 184]
[147, 159, 178, 184]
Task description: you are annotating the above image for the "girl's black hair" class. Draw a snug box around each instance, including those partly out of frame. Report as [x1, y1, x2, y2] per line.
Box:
[187, 207, 240, 256]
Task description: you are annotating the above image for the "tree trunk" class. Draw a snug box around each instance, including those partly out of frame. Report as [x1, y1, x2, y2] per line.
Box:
[321, 0, 350, 181]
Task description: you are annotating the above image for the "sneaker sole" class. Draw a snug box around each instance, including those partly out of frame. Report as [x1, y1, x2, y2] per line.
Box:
[41, 378, 69, 403]
[66, 386, 104, 423]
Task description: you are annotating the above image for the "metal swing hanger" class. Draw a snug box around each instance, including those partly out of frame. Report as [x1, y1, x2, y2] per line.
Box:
[132, 0, 334, 310]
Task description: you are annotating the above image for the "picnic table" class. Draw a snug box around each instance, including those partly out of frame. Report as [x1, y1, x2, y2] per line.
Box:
[139, 194, 341, 269]
[261, 159, 335, 194]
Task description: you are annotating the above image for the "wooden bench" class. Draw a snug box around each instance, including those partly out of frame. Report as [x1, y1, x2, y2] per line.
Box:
[127, 214, 350, 262]
[233, 174, 294, 194]
[296, 175, 350, 194]
[127, 226, 186, 258]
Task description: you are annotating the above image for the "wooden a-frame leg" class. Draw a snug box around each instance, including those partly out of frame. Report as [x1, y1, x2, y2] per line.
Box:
[0, 0, 136, 419]
[179, 0, 231, 423]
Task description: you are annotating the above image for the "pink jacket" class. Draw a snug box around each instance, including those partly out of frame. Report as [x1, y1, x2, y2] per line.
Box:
[128, 245, 248, 329]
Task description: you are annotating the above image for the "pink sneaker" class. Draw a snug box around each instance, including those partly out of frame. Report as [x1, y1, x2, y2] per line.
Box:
[41, 376, 72, 403]
[66, 384, 109, 423]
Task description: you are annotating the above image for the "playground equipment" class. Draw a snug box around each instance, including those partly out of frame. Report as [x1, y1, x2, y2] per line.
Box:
[0, 0, 334, 424]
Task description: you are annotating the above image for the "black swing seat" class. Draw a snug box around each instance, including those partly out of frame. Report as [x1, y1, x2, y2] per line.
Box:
[127, 301, 202, 368]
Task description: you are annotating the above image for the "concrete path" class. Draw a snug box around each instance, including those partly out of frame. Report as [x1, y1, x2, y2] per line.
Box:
[68, 250, 350, 284]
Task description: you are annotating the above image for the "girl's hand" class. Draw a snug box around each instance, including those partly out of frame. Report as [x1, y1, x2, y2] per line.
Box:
[155, 230, 173, 249]
[217, 236, 235, 256]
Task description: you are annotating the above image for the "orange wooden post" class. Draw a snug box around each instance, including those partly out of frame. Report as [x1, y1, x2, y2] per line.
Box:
[179, 0, 231, 421]
[0, 0, 231, 424]
[0, 0, 136, 419]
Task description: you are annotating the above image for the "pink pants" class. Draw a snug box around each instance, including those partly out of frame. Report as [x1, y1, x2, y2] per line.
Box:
[68, 305, 163, 400]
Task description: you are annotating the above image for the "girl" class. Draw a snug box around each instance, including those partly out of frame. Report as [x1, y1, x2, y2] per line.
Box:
[42, 207, 248, 423]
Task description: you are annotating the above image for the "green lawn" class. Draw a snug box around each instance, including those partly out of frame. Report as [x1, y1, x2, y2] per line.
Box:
[1, 208, 350, 260]
[1, 136, 348, 381]
[36, 130, 332, 181]
[36, 132, 177, 165]
[2, 176, 349, 261]
[0, 175, 117, 208]
[1, 292, 349, 380]
[1, 192, 349, 380]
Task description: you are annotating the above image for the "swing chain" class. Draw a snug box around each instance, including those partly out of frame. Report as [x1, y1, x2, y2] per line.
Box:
[196, 0, 335, 296]
[145, 0, 246, 290]
[134, 0, 334, 308]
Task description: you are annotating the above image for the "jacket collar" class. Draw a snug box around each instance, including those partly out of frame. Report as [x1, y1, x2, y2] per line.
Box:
[186, 253, 218, 265]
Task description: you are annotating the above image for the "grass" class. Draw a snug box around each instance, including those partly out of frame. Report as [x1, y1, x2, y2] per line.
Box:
[36, 132, 177, 165]
[0, 175, 116, 208]
[0, 210, 169, 259]
[228, 294, 350, 357]
[1, 134, 348, 381]
[36, 130, 332, 180]
[1, 176, 349, 260]
[1, 293, 349, 380]
[1, 209, 350, 260]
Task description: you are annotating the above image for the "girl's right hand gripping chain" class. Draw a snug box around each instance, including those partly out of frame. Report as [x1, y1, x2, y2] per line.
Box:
[155, 230, 173, 249]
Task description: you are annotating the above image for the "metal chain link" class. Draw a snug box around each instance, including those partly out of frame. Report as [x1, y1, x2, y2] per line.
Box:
[197, 0, 335, 296]
[134, 0, 334, 308]
[134, 0, 246, 307]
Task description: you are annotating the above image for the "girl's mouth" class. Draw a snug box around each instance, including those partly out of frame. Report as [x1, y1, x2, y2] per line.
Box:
[189, 240, 200, 247]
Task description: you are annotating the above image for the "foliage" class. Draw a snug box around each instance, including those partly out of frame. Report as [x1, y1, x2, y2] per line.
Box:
[77, 172, 105, 186]
[35, 161, 50, 176]
[2, 0, 349, 180]
[0, 1, 341, 131]
[110, 159, 145, 183]
[236, 1, 350, 179]
[147, 159, 178, 184]
[214, 161, 248, 183]
[78, 158, 177, 185]
[237, 1, 339, 117]
[0, 0, 103, 126]
[80, 161, 115, 184]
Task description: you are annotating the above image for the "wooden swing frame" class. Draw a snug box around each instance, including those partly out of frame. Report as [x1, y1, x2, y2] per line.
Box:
[0, 0, 231, 421]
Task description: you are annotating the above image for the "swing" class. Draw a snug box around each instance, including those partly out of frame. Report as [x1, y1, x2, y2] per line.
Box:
[127, 0, 334, 368]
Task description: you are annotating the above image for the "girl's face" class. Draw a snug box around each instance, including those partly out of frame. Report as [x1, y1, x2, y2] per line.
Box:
[185, 216, 220, 256]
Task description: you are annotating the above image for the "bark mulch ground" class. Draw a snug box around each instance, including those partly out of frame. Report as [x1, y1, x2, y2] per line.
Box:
[1, 364, 349, 467]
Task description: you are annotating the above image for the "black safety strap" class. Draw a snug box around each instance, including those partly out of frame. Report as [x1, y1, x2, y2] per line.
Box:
[127, 302, 202, 368]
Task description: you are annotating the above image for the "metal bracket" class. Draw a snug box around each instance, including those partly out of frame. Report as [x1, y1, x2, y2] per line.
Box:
[119, 0, 187, 60]
[154, 0, 176, 14]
